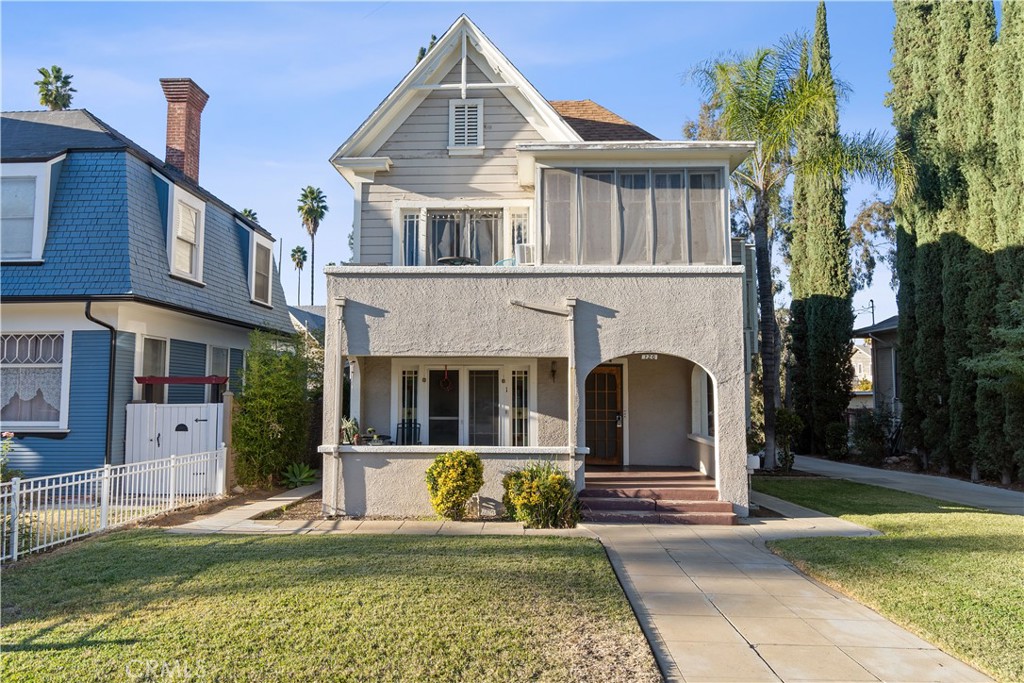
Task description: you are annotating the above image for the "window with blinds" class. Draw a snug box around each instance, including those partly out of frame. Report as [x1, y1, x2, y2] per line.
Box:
[449, 99, 483, 148]
[1, 177, 36, 261]
[173, 201, 201, 277]
[253, 242, 272, 304]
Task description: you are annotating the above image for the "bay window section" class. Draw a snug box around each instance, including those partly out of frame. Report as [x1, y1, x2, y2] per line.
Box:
[540, 168, 725, 265]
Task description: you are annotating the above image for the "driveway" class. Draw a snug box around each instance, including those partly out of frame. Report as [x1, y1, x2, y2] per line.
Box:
[793, 455, 1024, 515]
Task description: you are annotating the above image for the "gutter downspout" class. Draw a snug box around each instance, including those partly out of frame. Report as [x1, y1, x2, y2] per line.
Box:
[84, 302, 116, 466]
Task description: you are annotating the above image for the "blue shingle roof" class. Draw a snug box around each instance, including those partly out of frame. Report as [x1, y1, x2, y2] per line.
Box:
[1, 110, 292, 333]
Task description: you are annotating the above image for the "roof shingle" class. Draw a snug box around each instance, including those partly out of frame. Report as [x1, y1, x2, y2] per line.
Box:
[548, 100, 658, 142]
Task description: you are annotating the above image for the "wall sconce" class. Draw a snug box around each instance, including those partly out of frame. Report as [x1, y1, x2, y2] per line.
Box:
[551, 361, 557, 382]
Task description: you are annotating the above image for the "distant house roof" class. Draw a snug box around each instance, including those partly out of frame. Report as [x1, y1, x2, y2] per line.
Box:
[548, 100, 659, 142]
[1, 110, 269, 238]
[288, 305, 326, 334]
[854, 314, 898, 337]
[1, 109, 291, 333]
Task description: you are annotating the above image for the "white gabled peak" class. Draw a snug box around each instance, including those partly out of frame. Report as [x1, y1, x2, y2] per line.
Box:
[330, 14, 581, 177]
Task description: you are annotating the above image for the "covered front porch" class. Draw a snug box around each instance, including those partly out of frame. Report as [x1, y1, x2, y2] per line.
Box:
[322, 352, 728, 518]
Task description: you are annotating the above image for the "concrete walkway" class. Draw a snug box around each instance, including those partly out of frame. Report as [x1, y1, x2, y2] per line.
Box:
[794, 455, 1024, 515]
[165, 486, 992, 682]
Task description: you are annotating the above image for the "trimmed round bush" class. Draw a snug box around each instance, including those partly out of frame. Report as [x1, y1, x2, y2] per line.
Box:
[425, 450, 484, 520]
[502, 462, 580, 529]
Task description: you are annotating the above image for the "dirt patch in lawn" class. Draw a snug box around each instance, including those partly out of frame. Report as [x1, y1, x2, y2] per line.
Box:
[141, 487, 286, 527]
[258, 493, 324, 520]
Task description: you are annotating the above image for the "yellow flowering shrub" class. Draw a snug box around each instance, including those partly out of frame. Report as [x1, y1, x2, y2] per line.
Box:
[425, 450, 484, 519]
[502, 462, 580, 528]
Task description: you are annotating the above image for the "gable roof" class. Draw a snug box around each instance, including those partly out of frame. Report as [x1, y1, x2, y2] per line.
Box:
[288, 305, 326, 334]
[331, 14, 582, 175]
[854, 314, 898, 337]
[549, 100, 658, 141]
[2, 110, 270, 238]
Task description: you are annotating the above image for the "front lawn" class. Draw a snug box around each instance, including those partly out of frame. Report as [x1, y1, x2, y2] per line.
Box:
[1, 530, 659, 682]
[753, 477, 1024, 682]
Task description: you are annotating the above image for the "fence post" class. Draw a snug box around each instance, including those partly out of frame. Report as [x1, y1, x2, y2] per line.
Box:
[216, 444, 226, 496]
[168, 454, 177, 511]
[100, 464, 111, 530]
[10, 477, 20, 563]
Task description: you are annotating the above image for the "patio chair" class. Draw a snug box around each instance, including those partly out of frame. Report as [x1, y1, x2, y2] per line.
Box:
[396, 419, 422, 445]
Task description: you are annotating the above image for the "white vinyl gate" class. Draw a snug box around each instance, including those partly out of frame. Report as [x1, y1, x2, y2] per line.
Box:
[125, 403, 223, 495]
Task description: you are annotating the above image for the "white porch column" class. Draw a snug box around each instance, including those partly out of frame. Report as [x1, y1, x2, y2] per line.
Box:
[565, 297, 583, 490]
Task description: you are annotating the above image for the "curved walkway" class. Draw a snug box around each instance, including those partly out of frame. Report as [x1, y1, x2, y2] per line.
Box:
[794, 455, 1024, 515]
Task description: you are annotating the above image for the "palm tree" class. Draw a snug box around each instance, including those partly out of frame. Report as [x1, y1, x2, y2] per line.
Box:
[241, 208, 259, 223]
[291, 246, 308, 305]
[297, 186, 328, 306]
[693, 44, 908, 468]
[34, 65, 76, 111]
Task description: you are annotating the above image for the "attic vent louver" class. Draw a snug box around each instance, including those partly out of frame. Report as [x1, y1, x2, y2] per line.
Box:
[449, 99, 482, 148]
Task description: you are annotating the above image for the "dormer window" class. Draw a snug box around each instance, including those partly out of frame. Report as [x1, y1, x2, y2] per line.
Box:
[251, 235, 273, 306]
[1, 158, 62, 263]
[165, 184, 206, 284]
[448, 99, 483, 155]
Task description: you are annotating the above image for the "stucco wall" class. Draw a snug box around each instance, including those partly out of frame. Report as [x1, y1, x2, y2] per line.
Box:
[537, 357, 568, 447]
[322, 265, 749, 513]
[356, 356, 391, 436]
[322, 447, 578, 517]
[624, 354, 692, 467]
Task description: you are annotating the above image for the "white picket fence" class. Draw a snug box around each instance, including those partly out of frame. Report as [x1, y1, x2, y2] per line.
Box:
[0, 448, 226, 563]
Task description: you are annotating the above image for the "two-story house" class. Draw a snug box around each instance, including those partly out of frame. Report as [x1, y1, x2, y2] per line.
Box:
[1, 79, 292, 477]
[319, 16, 757, 521]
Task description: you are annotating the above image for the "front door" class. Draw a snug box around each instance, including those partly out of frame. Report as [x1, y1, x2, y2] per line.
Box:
[585, 365, 623, 466]
[428, 369, 460, 445]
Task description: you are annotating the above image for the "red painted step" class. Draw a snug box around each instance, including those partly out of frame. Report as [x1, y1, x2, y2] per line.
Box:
[581, 509, 737, 525]
[580, 487, 720, 501]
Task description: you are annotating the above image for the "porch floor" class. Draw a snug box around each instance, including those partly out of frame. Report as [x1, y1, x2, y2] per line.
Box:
[581, 467, 735, 525]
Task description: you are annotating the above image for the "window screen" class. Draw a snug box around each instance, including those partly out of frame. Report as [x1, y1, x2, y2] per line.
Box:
[688, 172, 724, 265]
[254, 243, 271, 303]
[581, 172, 616, 265]
[542, 170, 576, 264]
[654, 173, 685, 264]
[618, 172, 651, 264]
[1, 178, 36, 260]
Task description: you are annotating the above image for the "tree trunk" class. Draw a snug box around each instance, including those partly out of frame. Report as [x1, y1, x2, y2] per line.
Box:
[753, 192, 778, 468]
[297, 270, 301, 307]
[310, 237, 316, 306]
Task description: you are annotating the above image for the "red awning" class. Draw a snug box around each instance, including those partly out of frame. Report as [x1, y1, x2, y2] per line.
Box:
[134, 376, 228, 385]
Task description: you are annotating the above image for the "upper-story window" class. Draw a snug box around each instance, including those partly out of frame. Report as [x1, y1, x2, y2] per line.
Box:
[448, 99, 483, 154]
[1, 159, 62, 263]
[541, 168, 725, 266]
[1, 333, 68, 430]
[251, 236, 273, 306]
[167, 185, 206, 283]
[398, 205, 530, 266]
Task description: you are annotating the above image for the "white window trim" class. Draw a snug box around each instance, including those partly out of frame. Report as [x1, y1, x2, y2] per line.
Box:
[689, 366, 716, 443]
[250, 233, 274, 307]
[0, 330, 73, 432]
[389, 358, 538, 447]
[136, 335, 170, 403]
[207, 345, 230, 402]
[448, 98, 484, 155]
[166, 184, 206, 284]
[391, 200, 534, 266]
[0, 157, 65, 263]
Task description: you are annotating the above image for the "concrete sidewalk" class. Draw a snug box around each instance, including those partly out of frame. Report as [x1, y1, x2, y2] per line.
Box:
[794, 455, 1024, 515]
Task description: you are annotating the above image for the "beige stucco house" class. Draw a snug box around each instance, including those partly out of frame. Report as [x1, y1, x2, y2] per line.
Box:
[319, 15, 757, 519]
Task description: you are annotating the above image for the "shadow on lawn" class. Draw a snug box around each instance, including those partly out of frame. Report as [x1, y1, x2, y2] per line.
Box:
[753, 478, 985, 518]
[1, 531, 615, 648]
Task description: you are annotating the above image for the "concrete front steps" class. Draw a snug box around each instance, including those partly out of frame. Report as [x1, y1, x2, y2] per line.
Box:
[581, 469, 737, 525]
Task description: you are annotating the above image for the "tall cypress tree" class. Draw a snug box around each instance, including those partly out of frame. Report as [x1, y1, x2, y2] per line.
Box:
[887, 0, 941, 466]
[802, 1, 853, 453]
[787, 42, 813, 449]
[936, 4, 974, 475]
[959, 1, 1003, 482]
[993, 1, 1024, 482]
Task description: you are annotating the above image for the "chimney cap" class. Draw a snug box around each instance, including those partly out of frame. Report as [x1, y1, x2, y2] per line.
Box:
[159, 78, 209, 107]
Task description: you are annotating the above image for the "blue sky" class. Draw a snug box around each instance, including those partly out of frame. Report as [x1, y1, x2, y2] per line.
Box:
[2, 1, 897, 325]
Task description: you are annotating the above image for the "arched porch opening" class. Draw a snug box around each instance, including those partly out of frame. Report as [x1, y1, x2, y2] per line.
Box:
[582, 353, 718, 480]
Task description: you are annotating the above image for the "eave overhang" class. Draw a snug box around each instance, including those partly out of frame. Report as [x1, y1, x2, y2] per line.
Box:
[515, 140, 756, 185]
[330, 156, 393, 187]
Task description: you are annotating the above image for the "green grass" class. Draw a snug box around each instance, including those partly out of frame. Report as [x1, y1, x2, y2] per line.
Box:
[0, 530, 658, 682]
[753, 477, 1024, 682]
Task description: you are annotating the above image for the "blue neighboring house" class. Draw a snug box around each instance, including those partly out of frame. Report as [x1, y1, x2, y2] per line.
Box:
[1, 78, 293, 477]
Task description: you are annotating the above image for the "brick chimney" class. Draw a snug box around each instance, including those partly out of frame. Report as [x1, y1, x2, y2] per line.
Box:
[160, 78, 209, 183]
